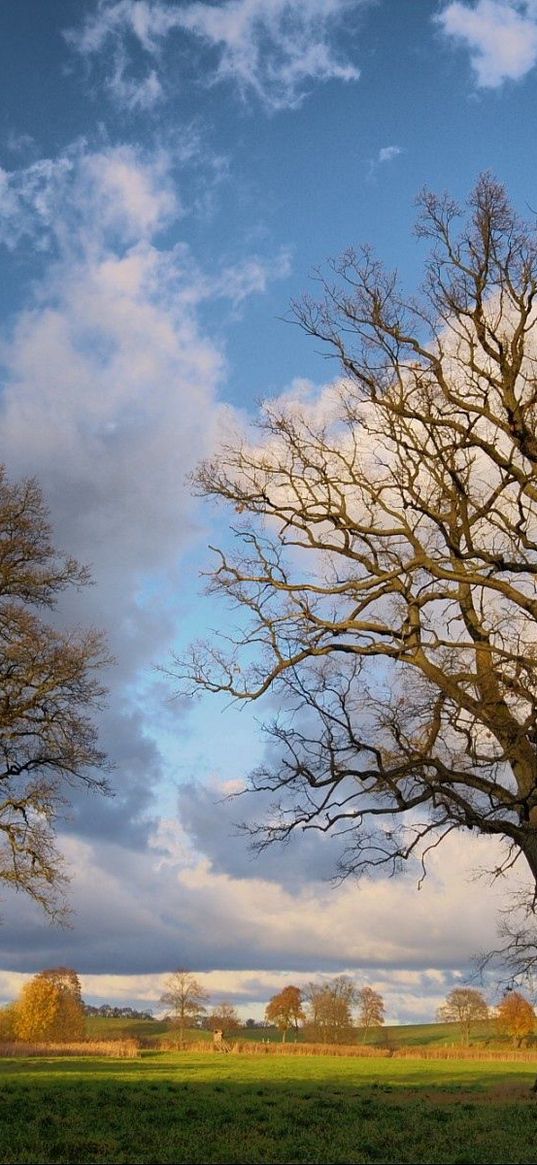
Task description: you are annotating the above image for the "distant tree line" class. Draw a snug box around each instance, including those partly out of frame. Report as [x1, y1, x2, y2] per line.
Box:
[265, 978, 385, 1044]
[1, 967, 535, 1049]
[438, 986, 537, 1048]
[158, 969, 388, 1047]
[84, 1004, 154, 1020]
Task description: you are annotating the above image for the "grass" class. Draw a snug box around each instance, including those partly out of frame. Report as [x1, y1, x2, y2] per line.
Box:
[84, 1014, 523, 1050]
[1, 1049, 537, 1164]
[85, 1016, 176, 1041]
[377, 1020, 506, 1049]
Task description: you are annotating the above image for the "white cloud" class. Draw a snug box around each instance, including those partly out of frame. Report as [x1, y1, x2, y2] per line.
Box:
[377, 145, 402, 164]
[66, 0, 364, 112]
[0, 140, 290, 865]
[0, 825, 519, 1023]
[0, 142, 178, 253]
[436, 0, 537, 88]
[367, 144, 403, 180]
[0, 965, 464, 1023]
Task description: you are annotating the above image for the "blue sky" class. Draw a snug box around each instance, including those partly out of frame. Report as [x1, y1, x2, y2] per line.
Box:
[1, 0, 537, 1023]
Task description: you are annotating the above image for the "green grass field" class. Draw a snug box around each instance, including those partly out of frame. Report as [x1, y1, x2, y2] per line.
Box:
[84, 1014, 525, 1049]
[84, 1017, 298, 1045]
[375, 1019, 502, 1049]
[1, 1049, 537, 1164]
[85, 1015, 183, 1041]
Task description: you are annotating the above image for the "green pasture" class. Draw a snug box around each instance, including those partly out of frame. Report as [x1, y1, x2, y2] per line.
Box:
[1, 1050, 537, 1164]
[379, 1019, 501, 1049]
[84, 1014, 520, 1049]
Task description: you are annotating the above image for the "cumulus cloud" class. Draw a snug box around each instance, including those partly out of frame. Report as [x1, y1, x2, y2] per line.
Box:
[0, 140, 178, 252]
[0, 823, 518, 1023]
[0, 139, 290, 862]
[436, 0, 537, 88]
[66, 0, 364, 112]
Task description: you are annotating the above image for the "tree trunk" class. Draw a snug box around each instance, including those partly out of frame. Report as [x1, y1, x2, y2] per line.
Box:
[520, 827, 537, 888]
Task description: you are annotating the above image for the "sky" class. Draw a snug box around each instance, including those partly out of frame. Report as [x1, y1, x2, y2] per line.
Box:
[1, 0, 537, 1025]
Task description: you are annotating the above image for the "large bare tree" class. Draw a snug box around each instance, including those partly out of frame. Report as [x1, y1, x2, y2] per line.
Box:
[0, 466, 110, 915]
[177, 174, 537, 901]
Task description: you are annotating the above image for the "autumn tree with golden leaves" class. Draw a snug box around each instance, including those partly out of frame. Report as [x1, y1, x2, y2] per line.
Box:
[14, 967, 85, 1043]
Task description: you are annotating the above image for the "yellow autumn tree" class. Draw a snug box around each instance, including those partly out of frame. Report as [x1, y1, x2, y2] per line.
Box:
[14, 976, 60, 1042]
[0, 1003, 17, 1041]
[14, 967, 85, 1043]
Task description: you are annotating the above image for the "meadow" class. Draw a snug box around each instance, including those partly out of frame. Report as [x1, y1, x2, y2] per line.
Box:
[84, 1013, 531, 1049]
[1, 1047, 537, 1164]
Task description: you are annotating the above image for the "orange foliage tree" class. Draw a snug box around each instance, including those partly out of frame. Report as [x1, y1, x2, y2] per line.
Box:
[265, 985, 305, 1042]
[497, 990, 536, 1047]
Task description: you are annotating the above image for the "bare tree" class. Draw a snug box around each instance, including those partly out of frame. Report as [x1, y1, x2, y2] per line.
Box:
[208, 1001, 241, 1034]
[175, 175, 537, 906]
[437, 987, 489, 1046]
[305, 975, 357, 1044]
[160, 969, 209, 1045]
[356, 986, 385, 1036]
[0, 466, 110, 916]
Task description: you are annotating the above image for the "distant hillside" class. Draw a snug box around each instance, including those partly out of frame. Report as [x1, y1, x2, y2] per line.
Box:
[85, 1015, 531, 1050]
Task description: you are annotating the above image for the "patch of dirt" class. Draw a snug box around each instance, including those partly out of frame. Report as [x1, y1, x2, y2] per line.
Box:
[377, 1084, 536, 1106]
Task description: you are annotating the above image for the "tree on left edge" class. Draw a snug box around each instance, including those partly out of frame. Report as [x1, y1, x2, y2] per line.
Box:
[0, 465, 111, 917]
[14, 966, 86, 1042]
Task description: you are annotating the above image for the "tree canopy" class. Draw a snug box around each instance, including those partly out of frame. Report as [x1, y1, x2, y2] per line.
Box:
[305, 975, 357, 1044]
[178, 175, 537, 896]
[208, 1002, 241, 1033]
[160, 969, 209, 1044]
[437, 987, 489, 1045]
[13, 966, 85, 1043]
[496, 989, 535, 1046]
[0, 466, 110, 915]
[265, 985, 305, 1041]
[356, 986, 385, 1033]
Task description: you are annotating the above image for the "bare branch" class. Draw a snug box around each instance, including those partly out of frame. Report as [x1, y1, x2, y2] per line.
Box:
[0, 466, 112, 916]
[172, 175, 537, 891]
